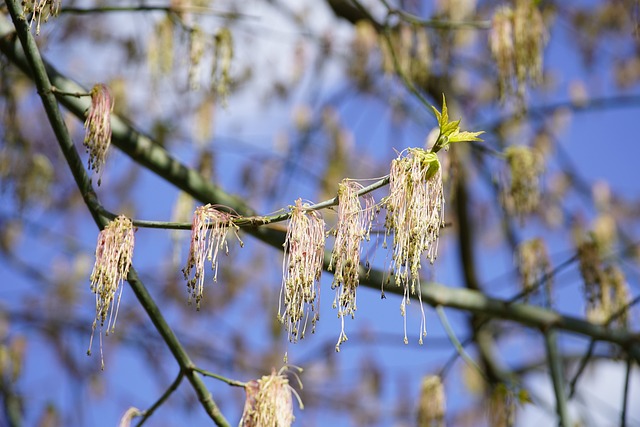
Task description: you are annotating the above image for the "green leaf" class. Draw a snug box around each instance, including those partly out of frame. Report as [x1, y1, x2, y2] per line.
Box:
[448, 130, 485, 143]
[424, 154, 441, 181]
[429, 94, 485, 152]
[430, 105, 443, 127]
[441, 119, 461, 137]
[439, 94, 448, 126]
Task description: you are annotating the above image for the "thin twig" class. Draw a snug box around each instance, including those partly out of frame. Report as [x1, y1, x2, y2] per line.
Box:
[508, 255, 578, 304]
[96, 175, 390, 230]
[435, 305, 488, 382]
[568, 293, 640, 398]
[568, 340, 595, 399]
[193, 367, 247, 387]
[621, 356, 632, 427]
[136, 371, 185, 427]
[480, 94, 640, 136]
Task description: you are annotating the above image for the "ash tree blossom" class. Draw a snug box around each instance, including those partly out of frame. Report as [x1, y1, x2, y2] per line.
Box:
[329, 179, 375, 351]
[22, 0, 60, 35]
[384, 148, 444, 344]
[183, 204, 243, 309]
[83, 83, 114, 185]
[489, 0, 548, 101]
[417, 375, 446, 427]
[517, 238, 553, 303]
[383, 95, 483, 344]
[501, 145, 544, 219]
[88, 215, 134, 368]
[240, 367, 303, 427]
[279, 199, 326, 342]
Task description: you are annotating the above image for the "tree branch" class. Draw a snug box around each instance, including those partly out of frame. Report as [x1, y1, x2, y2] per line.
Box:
[136, 371, 184, 427]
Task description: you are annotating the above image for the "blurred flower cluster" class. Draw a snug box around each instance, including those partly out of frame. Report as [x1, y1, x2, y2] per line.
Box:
[489, 0, 547, 101]
[502, 145, 544, 220]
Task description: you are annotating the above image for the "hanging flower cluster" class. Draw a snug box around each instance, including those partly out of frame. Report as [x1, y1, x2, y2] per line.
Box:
[576, 236, 630, 327]
[240, 367, 303, 427]
[383, 96, 482, 344]
[489, 1, 548, 100]
[416, 375, 445, 427]
[88, 215, 135, 367]
[23, 0, 60, 35]
[83, 84, 114, 185]
[380, 23, 431, 90]
[188, 26, 206, 91]
[501, 145, 544, 219]
[148, 16, 174, 78]
[516, 238, 553, 304]
[212, 27, 234, 103]
[279, 199, 326, 342]
[488, 384, 518, 427]
[329, 179, 375, 351]
[183, 204, 242, 310]
[384, 147, 443, 344]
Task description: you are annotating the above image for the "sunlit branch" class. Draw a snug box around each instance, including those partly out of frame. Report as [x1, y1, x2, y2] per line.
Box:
[1, 10, 230, 426]
[136, 371, 184, 427]
[232, 175, 389, 227]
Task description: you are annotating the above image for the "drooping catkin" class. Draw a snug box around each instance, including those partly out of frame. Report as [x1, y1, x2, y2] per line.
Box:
[279, 199, 326, 342]
[329, 180, 375, 351]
